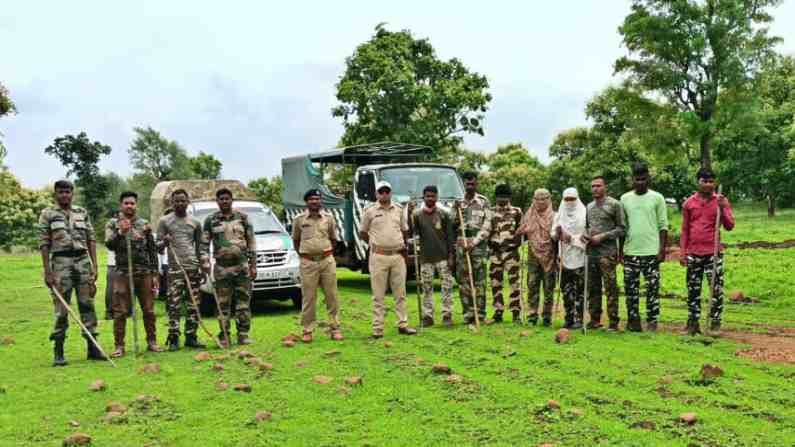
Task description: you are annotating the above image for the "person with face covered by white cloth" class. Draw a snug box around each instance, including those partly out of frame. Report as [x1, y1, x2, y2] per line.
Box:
[551, 187, 587, 329]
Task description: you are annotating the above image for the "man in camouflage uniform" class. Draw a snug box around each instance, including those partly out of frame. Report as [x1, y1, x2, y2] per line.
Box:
[105, 191, 164, 357]
[407, 185, 455, 327]
[453, 172, 492, 325]
[582, 176, 625, 331]
[201, 188, 257, 347]
[39, 180, 106, 366]
[292, 189, 344, 343]
[156, 189, 206, 351]
[487, 184, 523, 324]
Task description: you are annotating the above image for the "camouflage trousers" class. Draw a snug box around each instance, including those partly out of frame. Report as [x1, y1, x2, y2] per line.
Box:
[456, 250, 487, 322]
[420, 260, 454, 319]
[686, 254, 725, 323]
[527, 261, 556, 321]
[624, 255, 661, 323]
[214, 271, 252, 337]
[49, 254, 97, 340]
[166, 268, 202, 337]
[489, 249, 520, 315]
[587, 255, 620, 325]
[562, 267, 585, 325]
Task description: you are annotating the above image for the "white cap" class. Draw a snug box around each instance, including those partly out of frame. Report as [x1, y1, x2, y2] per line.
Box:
[375, 180, 392, 192]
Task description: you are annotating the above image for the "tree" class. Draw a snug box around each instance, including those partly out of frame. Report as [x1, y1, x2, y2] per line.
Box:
[716, 55, 795, 216]
[485, 143, 547, 209]
[332, 25, 492, 155]
[129, 126, 192, 181]
[44, 132, 112, 223]
[0, 82, 16, 165]
[0, 170, 50, 250]
[248, 176, 284, 219]
[188, 151, 223, 179]
[615, 0, 782, 169]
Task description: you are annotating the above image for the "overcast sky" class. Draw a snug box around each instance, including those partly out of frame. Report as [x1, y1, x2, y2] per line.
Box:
[3, 1, 795, 188]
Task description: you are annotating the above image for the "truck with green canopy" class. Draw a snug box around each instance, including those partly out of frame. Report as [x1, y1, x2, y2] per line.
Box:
[281, 142, 465, 273]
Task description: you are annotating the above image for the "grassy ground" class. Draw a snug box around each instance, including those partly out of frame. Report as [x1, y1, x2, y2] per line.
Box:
[1, 205, 794, 446]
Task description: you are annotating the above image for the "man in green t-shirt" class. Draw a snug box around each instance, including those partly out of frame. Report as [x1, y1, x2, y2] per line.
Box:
[620, 164, 669, 333]
[407, 185, 455, 327]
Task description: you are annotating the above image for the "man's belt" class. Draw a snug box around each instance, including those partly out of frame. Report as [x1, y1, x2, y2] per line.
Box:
[301, 250, 333, 262]
[371, 245, 403, 256]
[51, 249, 87, 258]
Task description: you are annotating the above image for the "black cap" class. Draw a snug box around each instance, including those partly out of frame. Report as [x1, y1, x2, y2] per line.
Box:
[304, 189, 322, 201]
[495, 184, 512, 198]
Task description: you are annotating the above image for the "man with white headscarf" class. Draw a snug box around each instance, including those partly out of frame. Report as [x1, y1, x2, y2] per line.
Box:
[551, 187, 587, 329]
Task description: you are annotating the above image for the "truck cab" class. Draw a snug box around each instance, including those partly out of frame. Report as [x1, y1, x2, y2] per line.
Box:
[282, 143, 464, 273]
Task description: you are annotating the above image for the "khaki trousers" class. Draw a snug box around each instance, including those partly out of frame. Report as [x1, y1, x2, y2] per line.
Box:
[300, 255, 340, 332]
[370, 252, 408, 334]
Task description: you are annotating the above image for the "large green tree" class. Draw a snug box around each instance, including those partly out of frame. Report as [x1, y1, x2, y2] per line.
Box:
[615, 0, 782, 169]
[44, 132, 112, 223]
[716, 55, 795, 216]
[129, 126, 192, 181]
[332, 25, 492, 155]
[248, 176, 284, 219]
[188, 151, 223, 179]
[484, 143, 547, 210]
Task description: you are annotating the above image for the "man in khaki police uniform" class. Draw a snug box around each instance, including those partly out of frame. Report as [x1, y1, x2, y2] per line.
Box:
[359, 180, 417, 338]
[292, 189, 344, 343]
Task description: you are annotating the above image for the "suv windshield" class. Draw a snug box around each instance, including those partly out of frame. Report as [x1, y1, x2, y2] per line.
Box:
[379, 166, 464, 202]
[192, 207, 285, 235]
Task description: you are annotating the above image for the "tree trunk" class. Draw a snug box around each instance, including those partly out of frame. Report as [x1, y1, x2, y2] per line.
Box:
[700, 132, 712, 171]
[767, 194, 776, 218]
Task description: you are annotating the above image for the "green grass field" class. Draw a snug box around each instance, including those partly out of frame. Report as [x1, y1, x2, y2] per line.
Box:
[1, 205, 794, 446]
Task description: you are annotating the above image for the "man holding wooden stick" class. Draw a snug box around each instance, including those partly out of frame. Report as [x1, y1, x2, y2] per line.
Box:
[680, 168, 735, 335]
[105, 191, 164, 357]
[156, 189, 207, 351]
[38, 180, 106, 366]
[452, 172, 492, 328]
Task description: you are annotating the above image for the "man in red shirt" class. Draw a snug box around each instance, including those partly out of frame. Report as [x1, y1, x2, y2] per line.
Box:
[680, 168, 735, 335]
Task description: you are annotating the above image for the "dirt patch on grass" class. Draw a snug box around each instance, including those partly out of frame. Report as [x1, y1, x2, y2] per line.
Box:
[731, 239, 795, 250]
[723, 327, 795, 364]
[659, 323, 795, 364]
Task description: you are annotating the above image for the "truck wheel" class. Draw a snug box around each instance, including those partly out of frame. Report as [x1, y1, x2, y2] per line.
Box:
[290, 290, 302, 310]
[199, 292, 217, 317]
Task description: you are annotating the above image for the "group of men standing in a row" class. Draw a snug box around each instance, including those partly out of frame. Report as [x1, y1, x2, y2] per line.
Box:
[40, 182, 256, 365]
[38, 161, 734, 365]
[292, 163, 734, 341]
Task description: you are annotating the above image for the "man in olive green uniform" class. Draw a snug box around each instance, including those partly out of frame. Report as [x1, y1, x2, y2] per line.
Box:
[453, 172, 492, 325]
[582, 176, 625, 331]
[39, 180, 105, 366]
[359, 180, 417, 338]
[156, 189, 206, 350]
[487, 184, 523, 324]
[105, 191, 164, 357]
[200, 188, 257, 347]
[292, 189, 344, 343]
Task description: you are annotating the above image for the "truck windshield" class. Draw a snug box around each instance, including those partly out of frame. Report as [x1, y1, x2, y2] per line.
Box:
[379, 166, 464, 202]
[192, 207, 285, 235]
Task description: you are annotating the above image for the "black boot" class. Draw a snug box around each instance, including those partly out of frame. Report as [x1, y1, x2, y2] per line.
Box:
[53, 338, 67, 367]
[86, 335, 108, 361]
[166, 334, 180, 352]
[184, 334, 206, 349]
